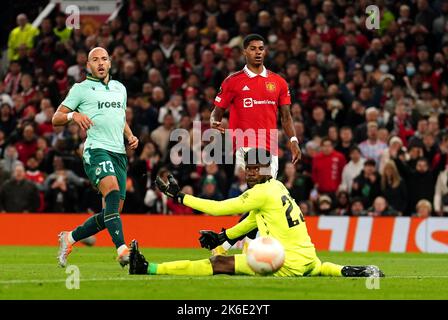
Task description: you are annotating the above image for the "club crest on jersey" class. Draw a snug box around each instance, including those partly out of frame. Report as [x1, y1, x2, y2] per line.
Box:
[265, 82, 276, 92]
[95, 167, 101, 175]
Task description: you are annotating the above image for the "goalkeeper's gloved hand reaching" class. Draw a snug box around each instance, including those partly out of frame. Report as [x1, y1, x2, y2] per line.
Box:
[199, 229, 229, 250]
[155, 173, 185, 203]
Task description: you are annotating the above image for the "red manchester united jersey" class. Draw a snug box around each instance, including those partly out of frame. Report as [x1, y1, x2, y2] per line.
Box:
[214, 66, 291, 154]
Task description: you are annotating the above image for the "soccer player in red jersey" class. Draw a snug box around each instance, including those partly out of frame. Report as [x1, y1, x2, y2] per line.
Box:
[209, 34, 301, 254]
[211, 34, 301, 178]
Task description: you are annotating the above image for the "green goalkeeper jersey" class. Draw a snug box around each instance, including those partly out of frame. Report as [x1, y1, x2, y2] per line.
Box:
[61, 74, 127, 154]
[183, 179, 317, 266]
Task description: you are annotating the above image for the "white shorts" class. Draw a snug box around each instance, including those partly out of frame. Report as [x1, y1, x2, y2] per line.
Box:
[234, 147, 278, 179]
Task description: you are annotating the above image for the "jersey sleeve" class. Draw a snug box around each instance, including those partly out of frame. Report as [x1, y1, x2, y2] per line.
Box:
[61, 84, 82, 111]
[225, 211, 258, 240]
[278, 78, 291, 106]
[214, 77, 234, 109]
[183, 185, 266, 216]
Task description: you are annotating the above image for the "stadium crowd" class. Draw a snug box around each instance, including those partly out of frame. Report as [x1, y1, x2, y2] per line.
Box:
[2, 0, 448, 217]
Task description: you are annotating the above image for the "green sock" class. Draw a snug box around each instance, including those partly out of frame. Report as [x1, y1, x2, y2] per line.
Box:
[71, 209, 105, 242]
[104, 190, 125, 248]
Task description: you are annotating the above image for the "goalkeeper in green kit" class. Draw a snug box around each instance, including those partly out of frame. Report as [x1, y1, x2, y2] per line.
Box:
[52, 47, 139, 267]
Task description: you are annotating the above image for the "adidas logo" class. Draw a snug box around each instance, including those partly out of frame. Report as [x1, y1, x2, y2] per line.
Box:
[242, 85, 250, 91]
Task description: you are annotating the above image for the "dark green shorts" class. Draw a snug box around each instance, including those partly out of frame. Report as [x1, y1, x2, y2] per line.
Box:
[83, 148, 128, 200]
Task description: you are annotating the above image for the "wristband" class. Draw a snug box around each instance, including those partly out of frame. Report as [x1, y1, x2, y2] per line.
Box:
[67, 112, 74, 122]
[290, 136, 299, 144]
[176, 192, 185, 204]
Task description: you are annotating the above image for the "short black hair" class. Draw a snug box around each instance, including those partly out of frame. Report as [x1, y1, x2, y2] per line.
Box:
[243, 34, 266, 49]
[365, 159, 376, 167]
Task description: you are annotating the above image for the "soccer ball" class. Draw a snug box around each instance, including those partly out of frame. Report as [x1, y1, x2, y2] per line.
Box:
[246, 236, 285, 275]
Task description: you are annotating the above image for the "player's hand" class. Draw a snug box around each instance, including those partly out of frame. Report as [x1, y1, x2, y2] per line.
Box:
[72, 112, 94, 130]
[128, 135, 139, 149]
[198, 230, 228, 250]
[290, 142, 301, 164]
[211, 121, 225, 134]
[155, 173, 184, 203]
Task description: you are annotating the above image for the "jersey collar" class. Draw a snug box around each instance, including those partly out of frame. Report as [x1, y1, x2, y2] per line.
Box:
[86, 73, 112, 88]
[243, 65, 267, 78]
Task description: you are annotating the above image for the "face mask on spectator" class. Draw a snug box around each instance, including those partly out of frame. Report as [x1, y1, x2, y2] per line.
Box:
[406, 65, 416, 76]
[379, 64, 389, 73]
[364, 64, 374, 72]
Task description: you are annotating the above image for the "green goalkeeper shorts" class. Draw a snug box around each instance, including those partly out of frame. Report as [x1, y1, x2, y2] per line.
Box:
[83, 148, 128, 200]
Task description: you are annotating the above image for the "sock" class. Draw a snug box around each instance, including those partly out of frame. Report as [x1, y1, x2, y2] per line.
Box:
[117, 244, 128, 256]
[71, 209, 105, 242]
[221, 242, 232, 250]
[234, 254, 256, 275]
[320, 262, 343, 277]
[104, 190, 125, 248]
[151, 259, 213, 276]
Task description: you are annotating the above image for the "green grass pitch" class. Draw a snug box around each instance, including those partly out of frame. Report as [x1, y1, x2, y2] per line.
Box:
[1, 245, 448, 300]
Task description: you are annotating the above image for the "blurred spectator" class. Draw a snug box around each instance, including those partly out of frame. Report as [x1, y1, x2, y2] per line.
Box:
[44, 156, 86, 212]
[379, 136, 405, 174]
[335, 126, 355, 161]
[0, 103, 18, 136]
[312, 138, 346, 194]
[0, 163, 39, 212]
[199, 175, 223, 201]
[25, 155, 46, 212]
[316, 194, 333, 215]
[67, 50, 87, 83]
[367, 196, 399, 217]
[279, 162, 313, 203]
[340, 146, 365, 193]
[351, 159, 381, 208]
[7, 13, 39, 61]
[350, 197, 367, 216]
[151, 112, 176, 160]
[15, 123, 38, 164]
[299, 200, 313, 217]
[228, 167, 248, 199]
[333, 190, 350, 216]
[0, 145, 22, 174]
[359, 121, 387, 167]
[381, 160, 408, 215]
[434, 162, 448, 216]
[3, 61, 22, 95]
[53, 12, 72, 42]
[414, 199, 433, 218]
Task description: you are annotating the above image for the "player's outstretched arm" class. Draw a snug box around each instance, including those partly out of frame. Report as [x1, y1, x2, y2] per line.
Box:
[155, 173, 264, 215]
[280, 104, 301, 164]
[52, 105, 93, 130]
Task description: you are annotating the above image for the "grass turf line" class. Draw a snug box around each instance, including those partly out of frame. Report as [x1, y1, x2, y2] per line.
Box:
[1, 246, 448, 300]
